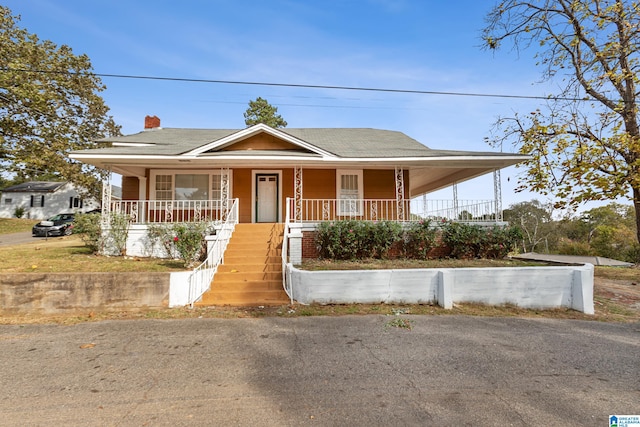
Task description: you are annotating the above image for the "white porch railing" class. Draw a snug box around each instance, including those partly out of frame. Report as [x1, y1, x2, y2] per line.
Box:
[287, 198, 501, 223]
[410, 199, 503, 222]
[109, 200, 225, 223]
[187, 198, 239, 307]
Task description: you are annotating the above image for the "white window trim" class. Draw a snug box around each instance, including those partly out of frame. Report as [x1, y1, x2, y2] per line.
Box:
[336, 169, 363, 216]
[149, 170, 232, 201]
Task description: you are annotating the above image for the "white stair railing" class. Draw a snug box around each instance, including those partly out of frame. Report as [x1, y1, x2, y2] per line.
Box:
[282, 198, 294, 303]
[187, 199, 238, 307]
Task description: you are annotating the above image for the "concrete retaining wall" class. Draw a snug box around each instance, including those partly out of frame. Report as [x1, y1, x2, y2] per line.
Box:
[286, 263, 595, 314]
[0, 272, 172, 314]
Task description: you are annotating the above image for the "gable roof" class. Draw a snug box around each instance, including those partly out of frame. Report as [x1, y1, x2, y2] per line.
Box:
[79, 125, 514, 160]
[1, 181, 66, 193]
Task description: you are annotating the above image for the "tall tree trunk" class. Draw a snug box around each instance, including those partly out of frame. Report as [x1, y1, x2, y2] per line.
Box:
[633, 187, 640, 262]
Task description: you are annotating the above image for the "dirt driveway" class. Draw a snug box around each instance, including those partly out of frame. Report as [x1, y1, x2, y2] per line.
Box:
[594, 276, 640, 314]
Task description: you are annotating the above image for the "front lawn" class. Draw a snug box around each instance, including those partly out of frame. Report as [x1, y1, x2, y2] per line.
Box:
[0, 235, 185, 273]
[0, 218, 38, 234]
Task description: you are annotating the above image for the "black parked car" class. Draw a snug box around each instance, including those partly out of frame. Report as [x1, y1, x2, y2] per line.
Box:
[32, 213, 75, 237]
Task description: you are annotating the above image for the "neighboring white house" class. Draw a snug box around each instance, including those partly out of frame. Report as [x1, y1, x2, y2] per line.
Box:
[0, 181, 100, 220]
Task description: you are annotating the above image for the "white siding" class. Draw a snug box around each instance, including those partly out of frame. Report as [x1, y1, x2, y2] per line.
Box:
[0, 183, 99, 220]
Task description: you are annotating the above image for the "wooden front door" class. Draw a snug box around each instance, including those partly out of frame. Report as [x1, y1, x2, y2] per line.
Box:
[256, 174, 278, 222]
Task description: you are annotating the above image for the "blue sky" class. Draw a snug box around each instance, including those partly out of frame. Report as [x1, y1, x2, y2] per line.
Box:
[5, 0, 565, 208]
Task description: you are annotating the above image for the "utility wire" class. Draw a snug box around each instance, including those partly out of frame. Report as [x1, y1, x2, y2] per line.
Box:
[1, 67, 591, 102]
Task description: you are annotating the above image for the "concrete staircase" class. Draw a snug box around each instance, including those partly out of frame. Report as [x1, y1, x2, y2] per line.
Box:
[196, 223, 290, 306]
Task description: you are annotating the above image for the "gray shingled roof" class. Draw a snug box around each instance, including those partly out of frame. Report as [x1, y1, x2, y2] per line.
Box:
[75, 127, 510, 159]
[1, 181, 66, 193]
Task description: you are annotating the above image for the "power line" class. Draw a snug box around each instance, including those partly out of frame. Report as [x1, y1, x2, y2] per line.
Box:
[1, 67, 591, 102]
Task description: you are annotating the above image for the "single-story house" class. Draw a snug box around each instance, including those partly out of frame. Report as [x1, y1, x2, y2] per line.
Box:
[70, 116, 529, 306]
[71, 116, 526, 226]
[0, 181, 100, 220]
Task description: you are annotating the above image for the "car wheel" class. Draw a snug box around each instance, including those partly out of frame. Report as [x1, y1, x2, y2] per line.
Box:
[64, 227, 72, 236]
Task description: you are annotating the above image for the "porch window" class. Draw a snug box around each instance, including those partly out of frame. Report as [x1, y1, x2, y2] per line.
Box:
[337, 169, 362, 215]
[155, 175, 173, 200]
[175, 174, 208, 200]
[151, 172, 224, 201]
[211, 174, 222, 200]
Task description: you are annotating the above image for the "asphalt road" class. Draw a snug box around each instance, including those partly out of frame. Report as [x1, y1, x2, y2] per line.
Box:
[0, 231, 36, 246]
[0, 316, 638, 426]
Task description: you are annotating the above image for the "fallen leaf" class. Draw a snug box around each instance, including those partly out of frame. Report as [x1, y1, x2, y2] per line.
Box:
[80, 343, 96, 349]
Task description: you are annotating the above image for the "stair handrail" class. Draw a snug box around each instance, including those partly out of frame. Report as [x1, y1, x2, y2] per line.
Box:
[282, 198, 293, 303]
[187, 198, 239, 307]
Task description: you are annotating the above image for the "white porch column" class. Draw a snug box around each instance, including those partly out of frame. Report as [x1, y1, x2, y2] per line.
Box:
[138, 176, 147, 223]
[493, 169, 503, 222]
[101, 170, 112, 226]
[395, 167, 405, 221]
[294, 166, 303, 222]
[220, 167, 230, 220]
[453, 182, 459, 220]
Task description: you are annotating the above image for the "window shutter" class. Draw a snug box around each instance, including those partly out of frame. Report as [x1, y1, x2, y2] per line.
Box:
[30, 195, 34, 207]
[69, 197, 73, 209]
[41, 195, 45, 207]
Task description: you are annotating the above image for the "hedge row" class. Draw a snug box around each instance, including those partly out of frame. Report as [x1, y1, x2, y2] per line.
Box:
[315, 219, 522, 260]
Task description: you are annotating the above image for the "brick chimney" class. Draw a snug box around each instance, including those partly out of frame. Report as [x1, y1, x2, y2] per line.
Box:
[144, 115, 161, 129]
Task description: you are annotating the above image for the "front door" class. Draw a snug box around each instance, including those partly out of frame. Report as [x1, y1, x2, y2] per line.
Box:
[256, 174, 278, 222]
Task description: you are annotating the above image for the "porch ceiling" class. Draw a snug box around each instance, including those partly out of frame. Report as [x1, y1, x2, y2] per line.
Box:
[409, 167, 499, 196]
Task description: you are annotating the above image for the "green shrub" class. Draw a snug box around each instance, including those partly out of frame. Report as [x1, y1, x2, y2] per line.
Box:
[172, 222, 211, 267]
[105, 212, 131, 256]
[368, 221, 403, 259]
[402, 219, 437, 259]
[315, 219, 521, 261]
[147, 223, 178, 259]
[13, 206, 25, 218]
[623, 243, 640, 264]
[147, 222, 214, 267]
[557, 239, 593, 256]
[73, 213, 103, 253]
[441, 222, 484, 258]
[315, 220, 362, 260]
[315, 220, 401, 260]
[75, 212, 131, 256]
[479, 225, 522, 259]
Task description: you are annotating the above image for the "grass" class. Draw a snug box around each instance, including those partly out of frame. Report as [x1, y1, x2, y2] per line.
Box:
[593, 265, 640, 281]
[0, 218, 38, 234]
[0, 235, 185, 273]
[3, 297, 635, 326]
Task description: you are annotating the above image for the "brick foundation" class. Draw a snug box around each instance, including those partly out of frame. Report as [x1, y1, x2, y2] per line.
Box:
[302, 231, 319, 259]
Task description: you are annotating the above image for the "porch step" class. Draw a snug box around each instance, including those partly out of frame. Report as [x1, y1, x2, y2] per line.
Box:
[196, 223, 289, 307]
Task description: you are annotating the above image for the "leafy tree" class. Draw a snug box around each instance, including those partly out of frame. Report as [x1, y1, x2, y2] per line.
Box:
[482, 1, 640, 250]
[578, 203, 638, 260]
[243, 97, 287, 128]
[0, 6, 120, 198]
[503, 200, 554, 252]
